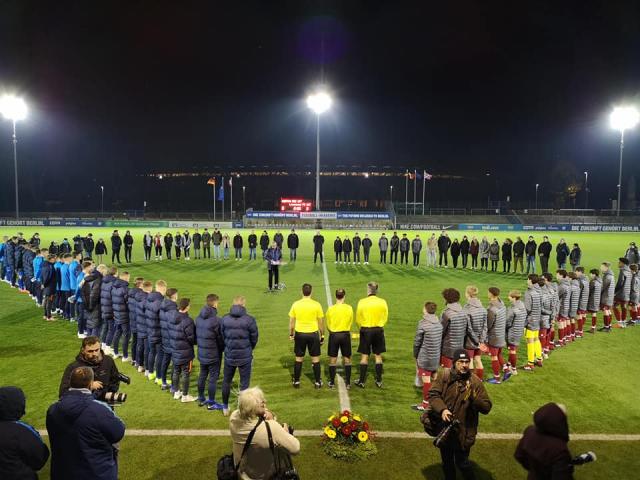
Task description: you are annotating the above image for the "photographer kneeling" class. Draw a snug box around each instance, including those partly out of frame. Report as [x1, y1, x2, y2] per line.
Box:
[229, 387, 300, 480]
[429, 349, 492, 480]
[59, 336, 126, 403]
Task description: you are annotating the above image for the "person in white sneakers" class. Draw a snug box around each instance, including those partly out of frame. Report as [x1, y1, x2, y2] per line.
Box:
[170, 298, 197, 402]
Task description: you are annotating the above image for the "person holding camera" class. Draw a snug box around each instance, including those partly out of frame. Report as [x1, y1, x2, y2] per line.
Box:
[515, 403, 575, 480]
[428, 349, 492, 480]
[47, 366, 125, 480]
[229, 387, 299, 480]
[59, 336, 121, 401]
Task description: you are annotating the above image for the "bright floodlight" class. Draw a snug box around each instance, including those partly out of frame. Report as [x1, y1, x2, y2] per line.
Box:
[0, 95, 27, 121]
[306, 91, 332, 114]
[610, 106, 639, 132]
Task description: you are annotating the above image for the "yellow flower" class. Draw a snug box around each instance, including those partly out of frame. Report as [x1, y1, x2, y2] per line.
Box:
[353, 415, 361, 422]
[328, 415, 335, 421]
[358, 431, 369, 442]
[327, 429, 336, 439]
[340, 416, 349, 424]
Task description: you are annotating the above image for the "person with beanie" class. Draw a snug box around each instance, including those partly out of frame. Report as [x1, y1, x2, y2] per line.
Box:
[412, 301, 442, 411]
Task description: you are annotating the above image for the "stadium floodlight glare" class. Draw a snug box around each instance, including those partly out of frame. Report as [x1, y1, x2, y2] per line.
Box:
[610, 106, 639, 216]
[0, 94, 28, 219]
[306, 88, 333, 210]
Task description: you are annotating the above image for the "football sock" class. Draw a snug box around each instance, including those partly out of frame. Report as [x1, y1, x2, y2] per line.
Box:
[591, 314, 597, 328]
[508, 352, 517, 367]
[475, 368, 484, 380]
[293, 361, 303, 382]
[344, 365, 352, 384]
[491, 360, 500, 377]
[375, 363, 383, 382]
[613, 305, 621, 321]
[359, 364, 368, 383]
[422, 380, 431, 404]
[312, 362, 321, 383]
[329, 365, 337, 384]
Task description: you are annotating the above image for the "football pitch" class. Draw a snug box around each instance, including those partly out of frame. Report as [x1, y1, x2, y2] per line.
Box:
[1, 227, 640, 479]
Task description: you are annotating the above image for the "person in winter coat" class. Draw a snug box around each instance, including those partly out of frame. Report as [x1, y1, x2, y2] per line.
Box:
[556, 239, 570, 270]
[515, 403, 574, 480]
[143, 231, 153, 261]
[389, 232, 400, 264]
[94, 239, 107, 264]
[265, 242, 282, 291]
[524, 274, 543, 370]
[362, 234, 372, 264]
[213, 229, 223, 260]
[463, 286, 487, 380]
[123, 231, 134, 263]
[342, 236, 353, 264]
[145, 280, 166, 378]
[353, 232, 362, 264]
[170, 298, 197, 402]
[625, 241, 640, 265]
[427, 234, 438, 267]
[135, 281, 152, 372]
[99, 266, 118, 352]
[525, 236, 537, 274]
[221, 233, 229, 260]
[486, 287, 507, 384]
[613, 257, 632, 327]
[412, 301, 442, 411]
[287, 229, 299, 262]
[273, 231, 284, 249]
[110, 231, 122, 264]
[429, 349, 492, 480]
[628, 263, 640, 326]
[437, 231, 451, 267]
[127, 277, 143, 368]
[312, 230, 324, 264]
[412, 234, 423, 267]
[163, 232, 173, 260]
[587, 269, 602, 334]
[192, 229, 202, 259]
[81, 265, 103, 336]
[537, 236, 552, 274]
[479, 237, 490, 271]
[221, 296, 259, 416]
[574, 267, 590, 338]
[47, 366, 125, 480]
[469, 237, 479, 269]
[513, 237, 525, 273]
[333, 236, 342, 263]
[233, 232, 243, 260]
[378, 233, 389, 264]
[153, 233, 163, 261]
[460, 236, 470, 268]
[182, 231, 192, 260]
[202, 228, 212, 259]
[505, 289, 527, 376]
[556, 270, 571, 346]
[450, 239, 461, 268]
[195, 294, 225, 409]
[173, 232, 182, 260]
[157, 288, 178, 389]
[568, 243, 581, 271]
[599, 262, 615, 332]
[440, 288, 477, 368]
[248, 230, 258, 260]
[502, 238, 513, 273]
[259, 231, 270, 258]
[84, 233, 95, 258]
[110, 272, 131, 361]
[489, 239, 500, 272]
[0, 386, 50, 480]
[399, 233, 410, 265]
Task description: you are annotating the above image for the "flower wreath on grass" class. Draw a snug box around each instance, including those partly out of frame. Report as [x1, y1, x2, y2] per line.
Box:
[321, 410, 378, 462]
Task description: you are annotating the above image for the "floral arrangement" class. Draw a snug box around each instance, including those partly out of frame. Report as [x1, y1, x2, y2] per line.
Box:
[321, 410, 377, 461]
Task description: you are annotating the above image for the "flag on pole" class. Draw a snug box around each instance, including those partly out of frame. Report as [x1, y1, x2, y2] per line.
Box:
[408, 171, 416, 180]
[218, 177, 225, 201]
[207, 177, 216, 185]
[229, 176, 233, 187]
[424, 171, 433, 180]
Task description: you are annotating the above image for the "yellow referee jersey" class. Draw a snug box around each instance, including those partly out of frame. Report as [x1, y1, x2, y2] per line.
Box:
[289, 297, 324, 333]
[356, 295, 388, 328]
[326, 303, 354, 332]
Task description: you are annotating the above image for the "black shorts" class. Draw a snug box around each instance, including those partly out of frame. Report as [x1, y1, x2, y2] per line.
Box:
[357, 327, 386, 355]
[294, 332, 321, 357]
[328, 332, 352, 358]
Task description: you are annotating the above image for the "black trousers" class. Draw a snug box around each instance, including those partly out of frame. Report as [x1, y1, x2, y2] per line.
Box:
[268, 266, 279, 289]
[112, 248, 121, 263]
[314, 251, 323, 263]
[165, 246, 172, 259]
[380, 251, 387, 263]
[412, 252, 420, 266]
[124, 245, 132, 262]
[439, 251, 448, 266]
[390, 250, 398, 264]
[540, 256, 549, 273]
[462, 253, 468, 268]
[452, 255, 459, 268]
[353, 250, 360, 262]
[400, 250, 408, 264]
[144, 246, 152, 260]
[203, 245, 211, 258]
[439, 443, 475, 480]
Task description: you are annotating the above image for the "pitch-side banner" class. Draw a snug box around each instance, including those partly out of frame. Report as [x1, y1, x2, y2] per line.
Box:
[299, 212, 338, 219]
[167, 221, 233, 229]
[399, 224, 458, 230]
[458, 224, 523, 231]
[245, 211, 300, 219]
[0, 219, 105, 227]
[337, 212, 390, 219]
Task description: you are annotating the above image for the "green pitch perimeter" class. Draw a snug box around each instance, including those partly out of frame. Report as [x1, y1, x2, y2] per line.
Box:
[1, 227, 639, 479]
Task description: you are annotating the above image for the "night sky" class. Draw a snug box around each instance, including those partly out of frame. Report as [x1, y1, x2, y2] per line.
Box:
[1, 1, 640, 212]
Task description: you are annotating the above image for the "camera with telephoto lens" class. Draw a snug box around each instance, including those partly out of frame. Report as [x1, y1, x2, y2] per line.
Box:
[571, 451, 596, 466]
[433, 419, 460, 448]
[103, 373, 130, 405]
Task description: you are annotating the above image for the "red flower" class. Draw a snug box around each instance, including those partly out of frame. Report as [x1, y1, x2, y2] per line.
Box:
[342, 427, 352, 437]
[363, 422, 369, 431]
[342, 410, 351, 416]
[332, 418, 341, 428]
[350, 421, 358, 429]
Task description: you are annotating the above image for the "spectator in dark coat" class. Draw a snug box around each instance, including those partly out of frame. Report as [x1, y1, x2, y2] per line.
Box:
[502, 239, 513, 273]
[273, 231, 284, 248]
[110, 231, 122, 264]
[399, 233, 410, 265]
[489, 239, 500, 272]
[47, 366, 125, 480]
[110, 272, 130, 361]
[259, 231, 270, 257]
[170, 298, 197, 402]
[287, 229, 299, 262]
[195, 294, 225, 409]
[192, 229, 202, 259]
[0, 386, 49, 480]
[202, 229, 211, 259]
[99, 266, 118, 352]
[157, 288, 178, 388]
[450, 239, 461, 268]
[221, 296, 258, 416]
[334, 236, 343, 263]
[555, 239, 570, 270]
[460, 236, 470, 268]
[265, 243, 282, 291]
[538, 236, 552, 274]
[569, 243, 581, 271]
[390, 232, 400, 264]
[163, 233, 173, 260]
[81, 266, 103, 336]
[353, 233, 362, 264]
[362, 234, 373, 264]
[247, 230, 258, 260]
[342, 236, 353, 264]
[123, 231, 134, 263]
[233, 232, 243, 260]
[313, 231, 325, 263]
[83, 234, 95, 258]
[94, 238, 107, 264]
[437, 232, 451, 267]
[525, 236, 537, 274]
[144, 281, 166, 377]
[469, 238, 479, 269]
[515, 403, 574, 480]
[513, 237, 525, 273]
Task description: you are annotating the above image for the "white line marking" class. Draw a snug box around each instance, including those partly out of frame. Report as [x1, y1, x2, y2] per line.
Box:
[35, 429, 640, 440]
[321, 257, 351, 412]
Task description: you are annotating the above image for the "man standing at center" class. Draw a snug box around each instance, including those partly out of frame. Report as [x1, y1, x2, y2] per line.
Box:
[313, 230, 324, 264]
[438, 231, 451, 268]
[354, 282, 389, 388]
[287, 228, 299, 262]
[389, 231, 400, 264]
[289, 284, 325, 388]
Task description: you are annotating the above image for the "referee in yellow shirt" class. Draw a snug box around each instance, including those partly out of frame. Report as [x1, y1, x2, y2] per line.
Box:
[355, 281, 389, 388]
[289, 283, 325, 388]
[325, 288, 354, 389]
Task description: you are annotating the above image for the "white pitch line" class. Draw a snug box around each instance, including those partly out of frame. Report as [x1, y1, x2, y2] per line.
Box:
[321, 255, 351, 412]
[35, 429, 640, 441]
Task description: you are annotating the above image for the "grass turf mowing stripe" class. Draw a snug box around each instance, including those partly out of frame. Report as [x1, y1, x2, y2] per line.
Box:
[321, 254, 351, 412]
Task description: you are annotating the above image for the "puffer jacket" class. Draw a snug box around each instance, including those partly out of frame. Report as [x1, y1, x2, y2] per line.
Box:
[513, 240, 525, 257]
[486, 299, 507, 347]
[489, 242, 500, 261]
[540, 284, 553, 329]
[81, 271, 102, 318]
[625, 246, 640, 265]
[135, 291, 149, 338]
[524, 284, 542, 331]
[333, 239, 342, 253]
[557, 278, 570, 318]
[614, 265, 632, 302]
[601, 270, 615, 306]
[413, 313, 443, 371]
[342, 238, 352, 253]
[378, 236, 388, 252]
[160, 298, 178, 354]
[631, 272, 640, 304]
[99, 275, 116, 322]
[128, 287, 140, 334]
[578, 276, 590, 311]
[145, 292, 164, 344]
[441, 302, 475, 358]
[587, 277, 602, 311]
[111, 279, 129, 325]
[221, 305, 258, 367]
[170, 311, 196, 365]
[4, 241, 15, 266]
[479, 240, 490, 259]
[569, 279, 580, 318]
[22, 249, 35, 278]
[506, 300, 527, 346]
[548, 282, 560, 319]
[195, 305, 224, 364]
[464, 298, 487, 345]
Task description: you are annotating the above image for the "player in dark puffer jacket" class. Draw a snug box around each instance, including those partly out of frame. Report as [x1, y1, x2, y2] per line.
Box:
[157, 288, 178, 390]
[195, 294, 225, 409]
[135, 281, 152, 373]
[110, 272, 130, 361]
[440, 288, 476, 368]
[144, 281, 166, 379]
[99, 266, 118, 351]
[127, 277, 143, 367]
[169, 298, 197, 402]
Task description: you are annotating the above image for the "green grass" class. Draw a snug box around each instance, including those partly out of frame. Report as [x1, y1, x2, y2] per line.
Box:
[1, 227, 640, 478]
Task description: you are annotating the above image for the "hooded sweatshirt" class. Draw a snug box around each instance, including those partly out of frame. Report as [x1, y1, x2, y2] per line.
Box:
[515, 402, 573, 480]
[0, 387, 49, 480]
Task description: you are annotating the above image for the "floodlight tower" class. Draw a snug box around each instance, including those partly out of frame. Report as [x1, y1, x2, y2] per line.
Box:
[610, 106, 640, 216]
[306, 89, 332, 210]
[0, 95, 28, 219]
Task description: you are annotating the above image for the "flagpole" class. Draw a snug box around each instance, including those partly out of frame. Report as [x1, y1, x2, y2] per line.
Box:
[221, 177, 224, 221]
[230, 179, 233, 221]
[413, 169, 417, 215]
[405, 169, 408, 216]
[213, 181, 216, 221]
[422, 171, 426, 216]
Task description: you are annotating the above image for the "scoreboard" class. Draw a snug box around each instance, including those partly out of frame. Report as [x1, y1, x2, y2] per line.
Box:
[280, 198, 313, 212]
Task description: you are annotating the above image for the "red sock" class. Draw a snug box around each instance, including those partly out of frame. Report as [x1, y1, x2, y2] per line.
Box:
[578, 318, 584, 332]
[491, 360, 500, 377]
[570, 323, 576, 337]
[422, 381, 431, 404]
[605, 314, 611, 327]
[475, 368, 484, 380]
[539, 330, 547, 350]
[591, 314, 597, 328]
[559, 326, 565, 342]
[497, 353, 505, 367]
[622, 305, 628, 320]
[613, 306, 621, 321]
[631, 307, 638, 320]
[508, 352, 517, 367]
